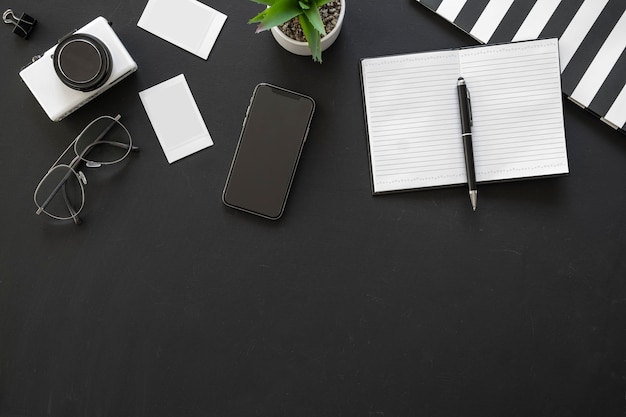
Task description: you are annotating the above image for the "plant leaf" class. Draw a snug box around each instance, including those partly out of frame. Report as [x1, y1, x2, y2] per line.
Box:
[250, 0, 278, 5]
[299, 15, 322, 63]
[302, 4, 326, 36]
[249, 0, 302, 32]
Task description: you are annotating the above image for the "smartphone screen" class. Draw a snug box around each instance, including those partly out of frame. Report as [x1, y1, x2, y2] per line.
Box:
[223, 84, 315, 219]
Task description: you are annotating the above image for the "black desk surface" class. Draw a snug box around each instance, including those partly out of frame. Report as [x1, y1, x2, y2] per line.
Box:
[1, 0, 625, 416]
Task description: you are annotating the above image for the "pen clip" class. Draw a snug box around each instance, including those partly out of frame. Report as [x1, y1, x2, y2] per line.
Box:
[466, 87, 473, 127]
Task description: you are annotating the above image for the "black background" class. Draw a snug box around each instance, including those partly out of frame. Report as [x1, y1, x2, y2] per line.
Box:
[1, 0, 625, 416]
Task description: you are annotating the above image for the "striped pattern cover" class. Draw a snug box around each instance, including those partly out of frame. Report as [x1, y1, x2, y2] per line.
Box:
[416, 0, 626, 135]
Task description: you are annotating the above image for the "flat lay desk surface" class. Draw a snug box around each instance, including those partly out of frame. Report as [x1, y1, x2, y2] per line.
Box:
[1, 0, 625, 416]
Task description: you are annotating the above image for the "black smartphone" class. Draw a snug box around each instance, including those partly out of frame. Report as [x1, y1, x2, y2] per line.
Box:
[223, 83, 315, 220]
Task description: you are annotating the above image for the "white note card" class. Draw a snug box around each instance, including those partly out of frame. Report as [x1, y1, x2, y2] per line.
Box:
[138, 0, 227, 59]
[139, 74, 214, 164]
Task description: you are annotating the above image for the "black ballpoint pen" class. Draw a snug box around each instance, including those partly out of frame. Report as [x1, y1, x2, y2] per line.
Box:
[457, 77, 477, 211]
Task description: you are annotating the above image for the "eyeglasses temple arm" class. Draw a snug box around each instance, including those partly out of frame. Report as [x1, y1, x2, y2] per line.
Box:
[87, 140, 139, 152]
[75, 116, 120, 162]
[62, 183, 81, 225]
[35, 167, 76, 214]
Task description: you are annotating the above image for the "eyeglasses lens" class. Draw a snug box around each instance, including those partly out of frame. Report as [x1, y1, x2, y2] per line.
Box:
[75, 117, 131, 165]
[34, 165, 84, 220]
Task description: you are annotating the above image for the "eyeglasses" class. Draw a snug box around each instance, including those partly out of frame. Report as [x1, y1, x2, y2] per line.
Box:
[34, 115, 138, 224]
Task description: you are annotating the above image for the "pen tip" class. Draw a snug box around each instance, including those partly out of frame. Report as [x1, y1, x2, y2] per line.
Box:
[469, 190, 477, 211]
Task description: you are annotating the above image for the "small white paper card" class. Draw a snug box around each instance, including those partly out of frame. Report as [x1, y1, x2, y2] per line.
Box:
[137, 0, 227, 59]
[139, 74, 213, 164]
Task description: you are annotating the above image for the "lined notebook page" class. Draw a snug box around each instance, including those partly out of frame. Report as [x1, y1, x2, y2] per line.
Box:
[362, 51, 465, 192]
[459, 39, 568, 182]
[361, 38, 568, 194]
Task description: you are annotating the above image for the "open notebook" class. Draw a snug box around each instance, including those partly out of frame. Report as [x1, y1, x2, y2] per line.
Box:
[416, 0, 626, 135]
[360, 38, 568, 194]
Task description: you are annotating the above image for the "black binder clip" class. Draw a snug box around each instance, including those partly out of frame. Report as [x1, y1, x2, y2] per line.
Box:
[3, 9, 36, 39]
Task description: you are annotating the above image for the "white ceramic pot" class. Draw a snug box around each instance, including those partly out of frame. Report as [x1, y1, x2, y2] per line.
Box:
[270, 0, 346, 57]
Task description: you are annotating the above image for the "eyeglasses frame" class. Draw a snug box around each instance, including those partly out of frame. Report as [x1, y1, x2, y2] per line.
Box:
[34, 114, 137, 224]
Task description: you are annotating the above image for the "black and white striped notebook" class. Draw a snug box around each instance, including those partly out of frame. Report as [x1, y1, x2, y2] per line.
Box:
[416, 0, 626, 135]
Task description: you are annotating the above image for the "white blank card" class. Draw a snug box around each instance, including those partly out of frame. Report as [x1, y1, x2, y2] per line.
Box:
[139, 74, 213, 164]
[138, 0, 227, 59]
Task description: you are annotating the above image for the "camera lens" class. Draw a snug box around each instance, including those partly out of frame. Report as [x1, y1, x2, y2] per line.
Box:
[53, 33, 112, 92]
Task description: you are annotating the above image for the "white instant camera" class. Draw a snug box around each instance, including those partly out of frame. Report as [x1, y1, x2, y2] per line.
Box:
[20, 16, 137, 121]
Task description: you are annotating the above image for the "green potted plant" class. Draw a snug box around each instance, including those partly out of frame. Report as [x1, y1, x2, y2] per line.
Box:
[249, 0, 345, 63]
